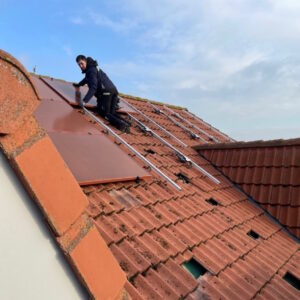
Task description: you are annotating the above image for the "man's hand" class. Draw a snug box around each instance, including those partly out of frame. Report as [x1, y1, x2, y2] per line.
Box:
[73, 83, 80, 88]
[77, 97, 84, 109]
[75, 90, 84, 108]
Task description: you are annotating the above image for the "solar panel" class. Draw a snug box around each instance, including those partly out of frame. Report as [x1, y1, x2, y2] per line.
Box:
[34, 99, 102, 135]
[48, 132, 152, 186]
[41, 77, 136, 113]
[41, 77, 98, 107]
[30, 76, 63, 101]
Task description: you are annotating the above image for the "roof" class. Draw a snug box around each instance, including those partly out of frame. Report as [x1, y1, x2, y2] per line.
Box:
[1, 49, 299, 299]
[195, 139, 300, 239]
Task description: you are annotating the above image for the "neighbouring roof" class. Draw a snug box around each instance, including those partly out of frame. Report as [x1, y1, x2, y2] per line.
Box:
[195, 139, 300, 240]
[1, 50, 299, 300]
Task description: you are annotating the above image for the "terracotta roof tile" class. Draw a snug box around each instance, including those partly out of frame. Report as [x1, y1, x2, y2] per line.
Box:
[126, 236, 161, 266]
[124, 281, 144, 300]
[133, 273, 165, 299]
[157, 227, 187, 254]
[3, 52, 300, 299]
[197, 140, 300, 239]
[95, 215, 127, 245]
[140, 268, 181, 299]
[110, 241, 150, 277]
[155, 262, 192, 297]
[89, 190, 124, 214]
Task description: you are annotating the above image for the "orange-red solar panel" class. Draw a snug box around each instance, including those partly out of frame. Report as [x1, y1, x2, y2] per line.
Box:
[34, 99, 102, 135]
[33, 76, 152, 185]
[48, 132, 151, 186]
[41, 77, 98, 107]
[31, 76, 63, 101]
[41, 77, 136, 113]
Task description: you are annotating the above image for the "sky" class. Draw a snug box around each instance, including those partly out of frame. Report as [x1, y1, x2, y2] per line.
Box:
[1, 0, 300, 141]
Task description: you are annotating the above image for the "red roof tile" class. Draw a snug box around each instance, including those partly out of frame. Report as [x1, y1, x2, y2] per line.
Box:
[196, 139, 300, 239]
[1, 51, 299, 299]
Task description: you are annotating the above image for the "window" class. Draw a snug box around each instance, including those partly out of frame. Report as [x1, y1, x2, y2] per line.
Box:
[145, 148, 155, 155]
[283, 272, 300, 291]
[206, 198, 219, 206]
[247, 230, 260, 240]
[182, 258, 208, 279]
[176, 173, 190, 184]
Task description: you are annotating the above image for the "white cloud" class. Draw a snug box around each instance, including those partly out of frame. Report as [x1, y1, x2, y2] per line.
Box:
[69, 16, 83, 25]
[84, 0, 300, 141]
[88, 11, 136, 32]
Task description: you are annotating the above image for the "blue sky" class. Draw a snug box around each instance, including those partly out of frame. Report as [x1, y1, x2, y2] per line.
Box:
[1, 0, 300, 141]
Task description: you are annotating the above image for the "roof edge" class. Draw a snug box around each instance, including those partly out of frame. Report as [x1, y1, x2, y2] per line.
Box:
[1, 51, 40, 100]
[119, 93, 187, 110]
[193, 137, 300, 151]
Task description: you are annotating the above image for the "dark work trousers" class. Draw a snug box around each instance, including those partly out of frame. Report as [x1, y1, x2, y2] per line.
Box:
[97, 93, 129, 131]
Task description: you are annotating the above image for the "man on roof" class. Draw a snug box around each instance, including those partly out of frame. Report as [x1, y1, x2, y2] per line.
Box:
[73, 55, 130, 132]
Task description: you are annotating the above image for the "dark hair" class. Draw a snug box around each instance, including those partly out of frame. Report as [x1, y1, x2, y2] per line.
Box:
[76, 55, 86, 62]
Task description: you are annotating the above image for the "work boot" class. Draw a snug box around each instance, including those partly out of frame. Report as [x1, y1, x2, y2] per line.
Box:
[123, 124, 130, 134]
[123, 118, 132, 127]
[118, 121, 130, 133]
[107, 113, 130, 133]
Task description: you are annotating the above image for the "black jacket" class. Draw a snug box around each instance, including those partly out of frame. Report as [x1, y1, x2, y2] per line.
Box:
[78, 57, 118, 103]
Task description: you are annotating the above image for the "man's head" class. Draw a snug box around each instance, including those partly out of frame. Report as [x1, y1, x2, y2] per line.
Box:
[76, 55, 87, 72]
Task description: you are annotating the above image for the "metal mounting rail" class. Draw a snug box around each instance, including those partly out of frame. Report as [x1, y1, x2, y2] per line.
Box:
[148, 102, 207, 143]
[163, 105, 219, 143]
[185, 110, 234, 142]
[82, 107, 181, 191]
[120, 98, 187, 147]
[128, 113, 220, 184]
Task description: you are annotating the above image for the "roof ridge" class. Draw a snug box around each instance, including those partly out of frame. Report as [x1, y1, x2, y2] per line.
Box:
[194, 137, 300, 150]
[30, 72, 188, 110]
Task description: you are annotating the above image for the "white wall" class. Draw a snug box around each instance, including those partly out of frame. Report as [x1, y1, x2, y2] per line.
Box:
[0, 150, 88, 300]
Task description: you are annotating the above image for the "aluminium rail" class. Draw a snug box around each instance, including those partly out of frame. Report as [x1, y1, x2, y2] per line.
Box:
[128, 113, 220, 184]
[148, 102, 207, 143]
[163, 105, 219, 143]
[120, 98, 187, 147]
[82, 107, 182, 191]
[185, 110, 234, 142]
